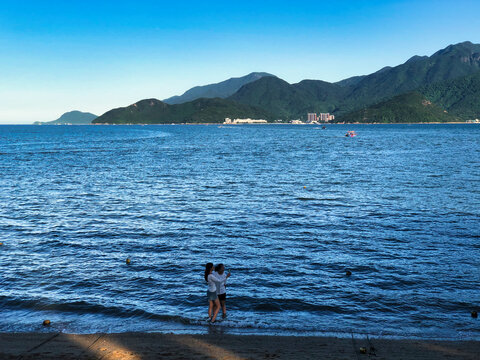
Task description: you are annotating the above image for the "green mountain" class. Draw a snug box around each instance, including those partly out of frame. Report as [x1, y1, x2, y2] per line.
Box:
[341, 41, 480, 109]
[163, 72, 274, 104]
[337, 92, 458, 123]
[93, 41, 480, 124]
[421, 70, 480, 119]
[93, 98, 273, 124]
[335, 74, 366, 88]
[33, 110, 97, 125]
[229, 76, 345, 120]
[229, 41, 480, 119]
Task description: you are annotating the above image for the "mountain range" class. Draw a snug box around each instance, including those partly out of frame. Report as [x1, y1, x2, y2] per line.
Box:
[33, 110, 97, 125]
[163, 72, 273, 104]
[91, 41, 480, 124]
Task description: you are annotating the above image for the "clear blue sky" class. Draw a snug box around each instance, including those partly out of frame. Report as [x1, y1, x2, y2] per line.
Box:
[1, 0, 479, 123]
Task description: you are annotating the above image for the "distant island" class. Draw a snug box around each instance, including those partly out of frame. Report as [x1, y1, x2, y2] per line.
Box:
[86, 41, 480, 124]
[34, 110, 97, 125]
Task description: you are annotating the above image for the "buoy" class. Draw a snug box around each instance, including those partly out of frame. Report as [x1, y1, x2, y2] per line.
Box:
[0, 242, 3, 246]
[346, 270, 352, 276]
[472, 311, 478, 318]
[126, 258, 131, 265]
[359, 347, 367, 354]
[43, 320, 51, 326]
[303, 186, 307, 189]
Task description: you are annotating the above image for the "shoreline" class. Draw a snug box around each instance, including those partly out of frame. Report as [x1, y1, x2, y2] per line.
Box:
[6, 121, 479, 126]
[1, 332, 479, 359]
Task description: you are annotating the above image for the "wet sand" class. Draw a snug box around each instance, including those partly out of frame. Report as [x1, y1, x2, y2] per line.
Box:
[1, 332, 479, 360]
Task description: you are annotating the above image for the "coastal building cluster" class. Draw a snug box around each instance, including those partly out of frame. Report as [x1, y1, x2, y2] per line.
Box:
[307, 112, 335, 123]
[224, 118, 268, 124]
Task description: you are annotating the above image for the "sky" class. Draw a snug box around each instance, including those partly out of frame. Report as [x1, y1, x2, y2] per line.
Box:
[1, 0, 479, 124]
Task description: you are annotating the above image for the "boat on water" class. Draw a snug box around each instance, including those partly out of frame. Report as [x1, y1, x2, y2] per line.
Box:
[345, 131, 357, 137]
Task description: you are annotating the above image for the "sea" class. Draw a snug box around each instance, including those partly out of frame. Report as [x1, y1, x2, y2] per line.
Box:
[0, 124, 479, 339]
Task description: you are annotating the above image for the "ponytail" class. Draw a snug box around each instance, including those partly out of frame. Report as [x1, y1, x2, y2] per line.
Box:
[205, 263, 213, 282]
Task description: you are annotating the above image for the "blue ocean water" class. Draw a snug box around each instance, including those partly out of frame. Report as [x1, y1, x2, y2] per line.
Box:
[0, 124, 479, 339]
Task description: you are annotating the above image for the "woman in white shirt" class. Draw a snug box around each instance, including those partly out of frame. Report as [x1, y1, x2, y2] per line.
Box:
[214, 263, 230, 318]
[204, 262, 230, 323]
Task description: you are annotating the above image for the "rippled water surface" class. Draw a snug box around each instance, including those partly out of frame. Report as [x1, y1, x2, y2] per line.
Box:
[0, 124, 479, 339]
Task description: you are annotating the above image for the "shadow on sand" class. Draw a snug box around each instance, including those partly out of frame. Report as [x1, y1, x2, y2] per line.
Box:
[1, 330, 479, 360]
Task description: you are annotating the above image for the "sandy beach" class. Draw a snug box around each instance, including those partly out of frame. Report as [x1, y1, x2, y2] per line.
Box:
[1, 332, 479, 360]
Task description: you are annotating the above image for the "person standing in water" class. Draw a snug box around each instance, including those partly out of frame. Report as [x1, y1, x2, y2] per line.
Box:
[204, 263, 230, 323]
[214, 264, 230, 318]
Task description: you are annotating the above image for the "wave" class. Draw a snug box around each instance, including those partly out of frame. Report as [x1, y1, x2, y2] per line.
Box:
[0, 295, 192, 324]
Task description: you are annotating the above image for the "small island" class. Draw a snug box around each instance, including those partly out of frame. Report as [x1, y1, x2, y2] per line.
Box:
[33, 111, 97, 125]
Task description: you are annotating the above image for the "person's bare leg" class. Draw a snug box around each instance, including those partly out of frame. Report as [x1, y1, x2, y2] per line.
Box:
[220, 300, 226, 317]
[208, 301, 214, 319]
[211, 299, 221, 322]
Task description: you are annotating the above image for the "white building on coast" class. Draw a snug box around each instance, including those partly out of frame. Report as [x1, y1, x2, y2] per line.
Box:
[224, 118, 268, 124]
[306, 112, 335, 123]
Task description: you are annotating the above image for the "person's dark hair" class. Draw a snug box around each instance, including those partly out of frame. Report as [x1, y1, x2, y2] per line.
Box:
[215, 263, 224, 272]
[205, 263, 214, 282]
